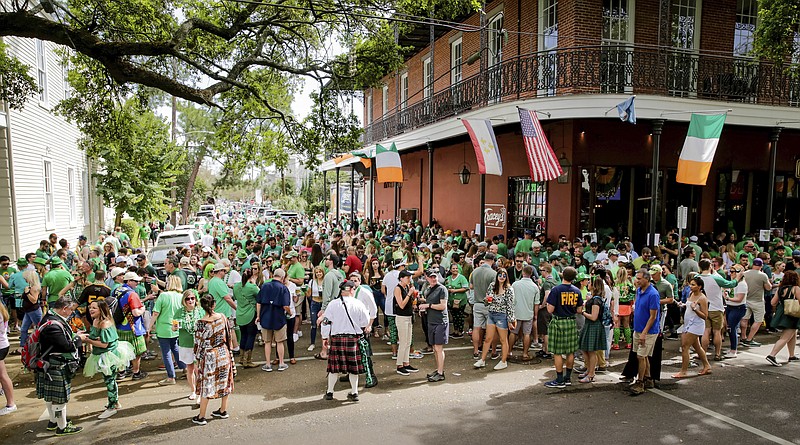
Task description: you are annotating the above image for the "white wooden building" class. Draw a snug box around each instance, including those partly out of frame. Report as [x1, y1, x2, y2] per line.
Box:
[0, 35, 103, 259]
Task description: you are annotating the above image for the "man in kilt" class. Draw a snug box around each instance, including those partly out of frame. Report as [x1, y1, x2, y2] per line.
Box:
[35, 296, 84, 435]
[543, 267, 583, 389]
[322, 280, 370, 401]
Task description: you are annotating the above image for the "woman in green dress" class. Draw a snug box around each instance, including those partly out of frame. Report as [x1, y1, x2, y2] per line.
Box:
[79, 300, 135, 419]
[233, 269, 259, 368]
[445, 264, 468, 338]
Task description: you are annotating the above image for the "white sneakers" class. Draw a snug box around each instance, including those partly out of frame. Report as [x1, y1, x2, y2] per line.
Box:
[293, 333, 299, 343]
[473, 359, 486, 368]
[494, 361, 508, 371]
[0, 405, 17, 416]
[307, 344, 315, 351]
[98, 406, 118, 419]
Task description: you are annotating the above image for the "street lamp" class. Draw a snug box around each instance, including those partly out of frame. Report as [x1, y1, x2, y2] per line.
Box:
[557, 153, 571, 184]
[458, 164, 472, 185]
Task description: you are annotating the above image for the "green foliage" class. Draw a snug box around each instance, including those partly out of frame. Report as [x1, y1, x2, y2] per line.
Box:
[754, 0, 800, 63]
[73, 100, 185, 222]
[295, 91, 363, 168]
[272, 195, 307, 213]
[0, 42, 37, 110]
[119, 218, 141, 247]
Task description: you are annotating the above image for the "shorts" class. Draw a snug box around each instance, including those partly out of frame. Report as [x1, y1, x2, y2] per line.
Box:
[472, 303, 489, 329]
[511, 319, 533, 335]
[0, 346, 8, 360]
[633, 332, 658, 357]
[537, 307, 552, 335]
[261, 325, 288, 343]
[427, 323, 449, 345]
[745, 300, 766, 324]
[487, 311, 509, 330]
[178, 346, 195, 364]
[705, 310, 724, 330]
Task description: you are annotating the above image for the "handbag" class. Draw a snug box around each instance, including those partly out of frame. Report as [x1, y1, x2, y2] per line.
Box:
[784, 296, 800, 318]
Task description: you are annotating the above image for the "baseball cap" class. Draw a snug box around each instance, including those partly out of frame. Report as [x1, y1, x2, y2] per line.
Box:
[425, 269, 438, 277]
[115, 256, 128, 264]
[339, 280, 356, 290]
[285, 251, 298, 258]
[608, 249, 619, 256]
[202, 246, 213, 253]
[532, 241, 542, 248]
[78, 235, 87, 241]
[793, 249, 800, 257]
[548, 253, 560, 261]
[689, 235, 698, 242]
[136, 254, 146, 261]
[110, 267, 126, 278]
[753, 258, 764, 267]
[398, 270, 413, 278]
[418, 243, 428, 249]
[123, 272, 142, 281]
[393, 259, 407, 268]
[649, 265, 662, 275]
[212, 262, 228, 272]
[576, 272, 589, 281]
[477, 241, 488, 247]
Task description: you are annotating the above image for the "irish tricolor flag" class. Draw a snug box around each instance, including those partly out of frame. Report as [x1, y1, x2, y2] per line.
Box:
[376, 143, 403, 183]
[676, 113, 726, 185]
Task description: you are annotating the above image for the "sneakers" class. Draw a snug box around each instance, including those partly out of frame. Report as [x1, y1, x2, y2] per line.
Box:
[574, 365, 587, 373]
[422, 348, 434, 355]
[56, 424, 83, 435]
[472, 352, 480, 360]
[490, 351, 501, 360]
[98, 407, 118, 419]
[426, 370, 439, 379]
[630, 381, 646, 395]
[428, 372, 445, 382]
[158, 378, 177, 386]
[536, 350, 553, 359]
[596, 367, 608, 373]
[297, 331, 303, 338]
[131, 371, 148, 380]
[116, 370, 130, 381]
[308, 344, 315, 351]
[404, 365, 419, 373]
[293, 333, 299, 343]
[277, 363, 289, 372]
[396, 367, 410, 376]
[544, 379, 566, 389]
[411, 351, 424, 359]
[347, 393, 359, 402]
[789, 356, 799, 362]
[749, 340, 762, 347]
[192, 415, 207, 425]
[564, 379, 572, 387]
[644, 378, 655, 389]
[473, 359, 486, 368]
[493, 361, 508, 370]
[211, 409, 229, 419]
[0, 405, 17, 416]
[261, 364, 273, 372]
[766, 355, 782, 367]
[324, 392, 334, 400]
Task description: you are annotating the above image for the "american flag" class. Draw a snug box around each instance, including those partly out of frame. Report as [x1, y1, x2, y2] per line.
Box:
[518, 107, 562, 181]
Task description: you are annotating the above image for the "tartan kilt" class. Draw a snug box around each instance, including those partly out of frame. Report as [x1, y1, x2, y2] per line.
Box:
[548, 317, 579, 355]
[118, 329, 147, 356]
[35, 365, 72, 404]
[327, 335, 365, 374]
[579, 321, 607, 352]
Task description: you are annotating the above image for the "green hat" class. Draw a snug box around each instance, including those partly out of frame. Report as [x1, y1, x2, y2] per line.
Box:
[236, 250, 247, 259]
[576, 272, 589, 281]
[285, 251, 298, 258]
[50, 257, 63, 266]
[33, 258, 47, 266]
[548, 253, 561, 261]
[16, 258, 27, 268]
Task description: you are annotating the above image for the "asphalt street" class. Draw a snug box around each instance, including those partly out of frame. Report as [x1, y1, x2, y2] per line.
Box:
[1, 323, 799, 445]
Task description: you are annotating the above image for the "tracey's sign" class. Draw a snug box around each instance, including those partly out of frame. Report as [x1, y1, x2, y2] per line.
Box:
[484, 204, 507, 230]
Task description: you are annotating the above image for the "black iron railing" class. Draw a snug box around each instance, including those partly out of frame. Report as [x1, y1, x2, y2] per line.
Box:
[364, 45, 800, 145]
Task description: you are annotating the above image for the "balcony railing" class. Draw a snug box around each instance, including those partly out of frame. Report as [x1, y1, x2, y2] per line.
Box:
[364, 45, 800, 145]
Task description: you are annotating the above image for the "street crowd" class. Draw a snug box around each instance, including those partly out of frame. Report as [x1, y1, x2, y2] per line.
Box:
[1, 207, 799, 434]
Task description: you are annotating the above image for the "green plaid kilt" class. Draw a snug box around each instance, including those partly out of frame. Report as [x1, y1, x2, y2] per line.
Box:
[35, 363, 73, 404]
[579, 320, 607, 352]
[548, 317, 579, 355]
[117, 329, 147, 356]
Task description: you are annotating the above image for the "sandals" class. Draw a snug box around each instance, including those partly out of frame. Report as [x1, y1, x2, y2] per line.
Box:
[698, 368, 712, 376]
[314, 353, 327, 360]
[671, 373, 689, 379]
[289, 358, 297, 365]
[521, 355, 531, 361]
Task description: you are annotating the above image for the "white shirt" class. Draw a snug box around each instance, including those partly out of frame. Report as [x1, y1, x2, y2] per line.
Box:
[382, 270, 399, 316]
[286, 281, 298, 317]
[201, 234, 215, 248]
[323, 296, 369, 337]
[354, 285, 377, 320]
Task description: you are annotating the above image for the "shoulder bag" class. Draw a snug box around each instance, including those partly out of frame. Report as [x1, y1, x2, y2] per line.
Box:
[783, 287, 800, 318]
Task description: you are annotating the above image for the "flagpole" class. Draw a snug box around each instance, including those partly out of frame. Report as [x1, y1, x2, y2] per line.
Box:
[767, 127, 782, 229]
[480, 174, 486, 241]
[350, 165, 356, 228]
[660, 109, 732, 116]
[336, 167, 341, 227]
[649, 119, 665, 247]
[369, 162, 375, 223]
[603, 95, 636, 115]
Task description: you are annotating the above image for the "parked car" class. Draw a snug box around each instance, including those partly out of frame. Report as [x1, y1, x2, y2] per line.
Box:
[197, 204, 216, 218]
[146, 245, 176, 282]
[155, 229, 203, 248]
[278, 210, 299, 220]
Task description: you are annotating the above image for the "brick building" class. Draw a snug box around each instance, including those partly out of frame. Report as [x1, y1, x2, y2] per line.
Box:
[322, 0, 800, 247]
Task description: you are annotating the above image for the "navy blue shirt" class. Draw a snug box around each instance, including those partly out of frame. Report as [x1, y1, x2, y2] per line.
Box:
[546, 283, 583, 317]
[256, 280, 291, 330]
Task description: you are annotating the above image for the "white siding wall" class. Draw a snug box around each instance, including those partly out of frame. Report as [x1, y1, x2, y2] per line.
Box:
[2, 36, 91, 256]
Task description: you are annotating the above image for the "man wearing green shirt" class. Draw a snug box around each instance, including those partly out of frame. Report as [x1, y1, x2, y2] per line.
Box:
[41, 258, 74, 304]
[160, 258, 188, 292]
[515, 231, 534, 255]
[285, 251, 305, 287]
[139, 224, 151, 250]
[208, 263, 238, 352]
[264, 237, 282, 259]
[529, 241, 548, 269]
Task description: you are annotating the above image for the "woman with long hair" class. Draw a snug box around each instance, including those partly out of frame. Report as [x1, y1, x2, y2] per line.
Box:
[19, 270, 43, 349]
[148, 275, 186, 386]
[474, 269, 516, 371]
[0, 301, 16, 416]
[176, 290, 204, 401]
[234, 268, 260, 368]
[306, 266, 326, 351]
[578, 276, 608, 383]
[192, 294, 234, 426]
[766, 270, 800, 366]
[612, 267, 634, 350]
[310, 244, 324, 269]
[672, 277, 712, 378]
[80, 300, 136, 418]
[394, 271, 417, 376]
[723, 265, 748, 359]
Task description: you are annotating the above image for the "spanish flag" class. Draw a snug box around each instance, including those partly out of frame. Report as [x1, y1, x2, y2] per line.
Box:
[676, 113, 726, 185]
[376, 143, 402, 183]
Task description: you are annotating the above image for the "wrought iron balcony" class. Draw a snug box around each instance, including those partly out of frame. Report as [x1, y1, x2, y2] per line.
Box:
[364, 45, 800, 145]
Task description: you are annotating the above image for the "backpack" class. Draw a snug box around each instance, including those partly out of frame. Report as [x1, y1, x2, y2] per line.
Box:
[112, 286, 133, 326]
[21, 320, 65, 371]
[598, 296, 613, 327]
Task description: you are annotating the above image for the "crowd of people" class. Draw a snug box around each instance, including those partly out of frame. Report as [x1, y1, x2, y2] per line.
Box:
[1, 209, 799, 433]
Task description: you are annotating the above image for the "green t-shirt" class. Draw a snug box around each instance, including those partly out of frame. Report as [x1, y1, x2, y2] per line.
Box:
[42, 268, 74, 302]
[139, 225, 151, 239]
[264, 245, 282, 259]
[208, 277, 232, 317]
[169, 269, 188, 292]
[119, 232, 130, 243]
[234, 282, 259, 326]
[153, 291, 183, 338]
[0, 267, 16, 296]
[287, 262, 305, 283]
[255, 225, 267, 237]
[515, 239, 533, 254]
[445, 274, 469, 303]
